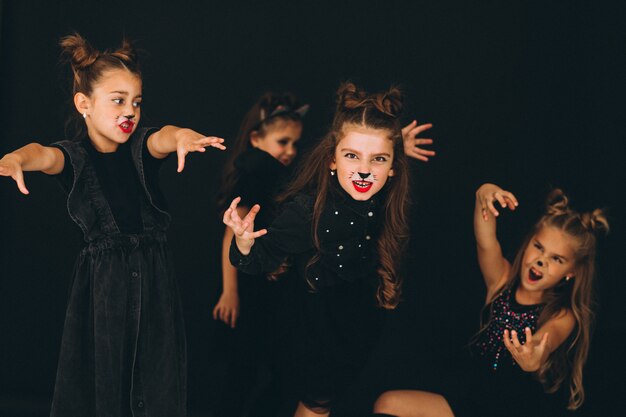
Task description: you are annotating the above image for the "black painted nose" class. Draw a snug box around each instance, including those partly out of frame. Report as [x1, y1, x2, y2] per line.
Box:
[537, 260, 543, 267]
[358, 172, 370, 179]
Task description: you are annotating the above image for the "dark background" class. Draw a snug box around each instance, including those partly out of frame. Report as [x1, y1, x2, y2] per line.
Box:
[1, 0, 624, 416]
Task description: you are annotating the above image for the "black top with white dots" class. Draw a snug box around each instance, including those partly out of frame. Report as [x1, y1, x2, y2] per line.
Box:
[230, 178, 383, 288]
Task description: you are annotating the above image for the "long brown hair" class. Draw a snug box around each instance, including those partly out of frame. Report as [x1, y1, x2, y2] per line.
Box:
[59, 33, 141, 139]
[483, 189, 609, 409]
[217, 92, 306, 212]
[277, 82, 410, 309]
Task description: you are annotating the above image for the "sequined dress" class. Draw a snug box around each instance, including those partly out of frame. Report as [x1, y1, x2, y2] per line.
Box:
[444, 287, 565, 417]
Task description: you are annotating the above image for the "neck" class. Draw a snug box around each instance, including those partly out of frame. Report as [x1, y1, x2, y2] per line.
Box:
[88, 129, 120, 153]
[515, 285, 544, 305]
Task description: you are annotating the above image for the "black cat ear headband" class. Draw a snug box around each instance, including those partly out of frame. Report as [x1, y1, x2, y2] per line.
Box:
[259, 103, 310, 123]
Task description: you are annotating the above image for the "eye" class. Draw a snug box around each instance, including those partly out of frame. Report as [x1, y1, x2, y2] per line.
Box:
[132, 101, 142, 108]
[373, 156, 388, 162]
[553, 256, 563, 264]
[533, 242, 542, 251]
[113, 98, 123, 105]
[344, 153, 357, 159]
[277, 139, 289, 146]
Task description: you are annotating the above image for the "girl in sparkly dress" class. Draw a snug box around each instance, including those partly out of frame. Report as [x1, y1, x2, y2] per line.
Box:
[373, 183, 609, 417]
[223, 82, 414, 417]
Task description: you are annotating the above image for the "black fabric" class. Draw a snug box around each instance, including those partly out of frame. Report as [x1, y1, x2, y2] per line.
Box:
[231, 147, 290, 227]
[48, 128, 186, 417]
[440, 289, 566, 417]
[230, 178, 386, 408]
[230, 177, 382, 288]
[212, 148, 290, 417]
[51, 134, 167, 234]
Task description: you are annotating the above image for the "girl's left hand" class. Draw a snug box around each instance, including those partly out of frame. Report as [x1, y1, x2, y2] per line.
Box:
[402, 120, 435, 162]
[503, 328, 549, 372]
[175, 129, 226, 172]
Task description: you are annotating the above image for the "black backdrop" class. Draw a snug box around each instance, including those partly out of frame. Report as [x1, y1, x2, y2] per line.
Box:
[1, 1, 624, 416]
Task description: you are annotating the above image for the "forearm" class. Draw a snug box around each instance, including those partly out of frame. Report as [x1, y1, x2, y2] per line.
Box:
[146, 125, 186, 157]
[474, 198, 499, 251]
[3, 143, 63, 174]
[221, 229, 239, 294]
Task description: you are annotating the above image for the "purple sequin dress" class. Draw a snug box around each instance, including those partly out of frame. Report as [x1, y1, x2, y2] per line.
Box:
[475, 288, 542, 371]
[443, 287, 567, 417]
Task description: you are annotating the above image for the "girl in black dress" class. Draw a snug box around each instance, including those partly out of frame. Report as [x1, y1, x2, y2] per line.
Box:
[0, 33, 225, 417]
[373, 183, 609, 417]
[211, 92, 308, 417]
[223, 82, 415, 417]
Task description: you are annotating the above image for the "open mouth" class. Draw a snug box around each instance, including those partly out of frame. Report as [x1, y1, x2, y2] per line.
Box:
[528, 267, 543, 282]
[352, 180, 373, 193]
[118, 120, 134, 133]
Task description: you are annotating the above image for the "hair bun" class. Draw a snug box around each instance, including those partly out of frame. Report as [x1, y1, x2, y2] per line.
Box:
[545, 188, 570, 215]
[60, 33, 100, 71]
[336, 82, 367, 110]
[336, 82, 403, 117]
[581, 209, 610, 236]
[110, 38, 139, 69]
[376, 86, 403, 117]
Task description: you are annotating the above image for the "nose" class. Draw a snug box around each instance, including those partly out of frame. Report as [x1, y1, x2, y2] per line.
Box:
[358, 172, 370, 179]
[285, 143, 295, 156]
[537, 259, 544, 267]
[124, 103, 137, 118]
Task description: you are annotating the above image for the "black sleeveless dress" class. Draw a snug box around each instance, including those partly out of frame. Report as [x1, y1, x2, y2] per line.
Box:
[49, 128, 186, 417]
[444, 288, 565, 417]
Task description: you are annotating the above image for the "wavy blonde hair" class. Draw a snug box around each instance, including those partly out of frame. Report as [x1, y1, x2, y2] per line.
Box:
[482, 189, 609, 409]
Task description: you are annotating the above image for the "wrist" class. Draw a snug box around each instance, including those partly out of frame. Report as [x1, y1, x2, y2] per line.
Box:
[174, 127, 190, 144]
[236, 239, 253, 256]
[222, 287, 239, 296]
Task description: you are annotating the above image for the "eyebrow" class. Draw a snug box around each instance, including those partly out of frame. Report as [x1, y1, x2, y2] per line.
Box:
[340, 148, 391, 157]
[534, 239, 569, 261]
[109, 91, 142, 99]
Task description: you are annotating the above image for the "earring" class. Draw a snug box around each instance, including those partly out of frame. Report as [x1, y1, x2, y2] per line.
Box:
[330, 169, 336, 176]
[82, 113, 87, 119]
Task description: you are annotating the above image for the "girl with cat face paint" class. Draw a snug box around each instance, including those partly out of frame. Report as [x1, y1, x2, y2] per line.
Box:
[223, 82, 416, 417]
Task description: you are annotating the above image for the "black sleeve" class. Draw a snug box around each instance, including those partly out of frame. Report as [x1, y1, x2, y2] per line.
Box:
[48, 143, 73, 193]
[229, 197, 313, 275]
[232, 174, 260, 209]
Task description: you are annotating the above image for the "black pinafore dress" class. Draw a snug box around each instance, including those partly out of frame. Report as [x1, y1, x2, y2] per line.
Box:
[50, 128, 186, 417]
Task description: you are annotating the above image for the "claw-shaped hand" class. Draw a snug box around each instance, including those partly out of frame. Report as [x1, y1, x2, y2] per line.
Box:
[222, 197, 267, 255]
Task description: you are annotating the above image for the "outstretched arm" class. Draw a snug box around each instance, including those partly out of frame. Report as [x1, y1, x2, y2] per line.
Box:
[474, 183, 519, 298]
[402, 120, 436, 162]
[0, 144, 65, 194]
[147, 125, 226, 172]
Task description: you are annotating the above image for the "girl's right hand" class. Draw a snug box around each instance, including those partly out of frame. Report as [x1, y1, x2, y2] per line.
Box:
[212, 291, 240, 328]
[476, 183, 518, 221]
[223, 197, 267, 255]
[0, 155, 29, 194]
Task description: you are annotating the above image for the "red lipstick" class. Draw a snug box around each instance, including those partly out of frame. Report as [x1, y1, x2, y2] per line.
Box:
[352, 180, 373, 193]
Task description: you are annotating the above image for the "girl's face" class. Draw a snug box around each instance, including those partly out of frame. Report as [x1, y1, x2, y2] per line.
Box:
[76, 69, 142, 152]
[519, 225, 578, 300]
[330, 127, 395, 201]
[250, 120, 302, 166]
